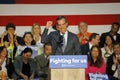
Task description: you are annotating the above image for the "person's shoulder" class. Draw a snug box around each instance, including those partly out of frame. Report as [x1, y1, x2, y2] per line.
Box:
[68, 31, 77, 36]
[49, 31, 59, 36]
[81, 43, 89, 47]
[86, 32, 91, 36]
[101, 32, 109, 36]
[16, 35, 22, 39]
[35, 54, 44, 59]
[15, 55, 22, 61]
[50, 31, 58, 34]
[116, 33, 120, 36]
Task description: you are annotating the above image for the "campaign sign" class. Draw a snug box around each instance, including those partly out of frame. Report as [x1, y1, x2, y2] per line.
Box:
[17, 46, 38, 58]
[49, 55, 87, 68]
[89, 73, 109, 80]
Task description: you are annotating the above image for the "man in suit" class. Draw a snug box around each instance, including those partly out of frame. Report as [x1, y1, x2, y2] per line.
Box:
[81, 33, 100, 55]
[34, 43, 52, 80]
[100, 22, 120, 48]
[106, 42, 120, 80]
[41, 16, 81, 55]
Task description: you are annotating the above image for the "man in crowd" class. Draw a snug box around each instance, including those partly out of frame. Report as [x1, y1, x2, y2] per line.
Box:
[35, 43, 52, 80]
[81, 33, 100, 55]
[106, 42, 120, 80]
[100, 22, 120, 48]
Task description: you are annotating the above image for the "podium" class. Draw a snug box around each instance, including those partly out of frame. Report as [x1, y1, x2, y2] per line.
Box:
[49, 55, 87, 80]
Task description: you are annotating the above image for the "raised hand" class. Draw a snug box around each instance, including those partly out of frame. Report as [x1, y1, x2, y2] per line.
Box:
[46, 21, 53, 29]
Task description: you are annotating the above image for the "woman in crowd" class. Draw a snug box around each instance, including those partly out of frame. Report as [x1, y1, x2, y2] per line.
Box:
[20, 32, 41, 57]
[13, 47, 35, 80]
[0, 46, 7, 80]
[77, 22, 91, 45]
[32, 22, 53, 53]
[101, 34, 115, 63]
[0, 46, 14, 80]
[85, 45, 106, 80]
[32, 23, 42, 47]
[0, 23, 23, 62]
[32, 21, 53, 46]
[22, 32, 36, 46]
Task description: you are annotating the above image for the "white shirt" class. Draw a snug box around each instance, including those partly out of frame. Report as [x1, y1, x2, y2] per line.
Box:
[89, 42, 93, 50]
[113, 35, 117, 41]
[101, 47, 113, 63]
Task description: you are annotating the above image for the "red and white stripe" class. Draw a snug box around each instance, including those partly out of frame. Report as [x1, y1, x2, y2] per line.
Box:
[0, 3, 120, 36]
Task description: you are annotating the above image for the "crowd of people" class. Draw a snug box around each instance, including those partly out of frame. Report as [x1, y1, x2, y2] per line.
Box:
[0, 16, 120, 80]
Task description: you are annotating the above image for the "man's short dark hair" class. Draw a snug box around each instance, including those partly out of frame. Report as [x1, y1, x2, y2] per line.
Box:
[89, 33, 99, 41]
[44, 43, 52, 48]
[113, 42, 120, 47]
[111, 22, 120, 29]
[56, 16, 67, 25]
[6, 23, 16, 30]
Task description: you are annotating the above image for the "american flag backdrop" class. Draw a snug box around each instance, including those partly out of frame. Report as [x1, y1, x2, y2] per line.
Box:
[0, 0, 120, 36]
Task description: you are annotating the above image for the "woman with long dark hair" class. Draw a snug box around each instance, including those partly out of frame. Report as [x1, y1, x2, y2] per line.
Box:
[85, 45, 106, 80]
[0, 46, 14, 79]
[101, 34, 115, 63]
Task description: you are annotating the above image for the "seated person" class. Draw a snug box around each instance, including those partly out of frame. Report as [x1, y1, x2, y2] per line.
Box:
[106, 42, 120, 80]
[34, 43, 52, 80]
[77, 22, 91, 45]
[13, 47, 35, 80]
[0, 46, 14, 80]
[85, 45, 106, 80]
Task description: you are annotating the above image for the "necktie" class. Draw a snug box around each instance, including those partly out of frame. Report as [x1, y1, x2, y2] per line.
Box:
[62, 35, 66, 52]
[46, 57, 49, 67]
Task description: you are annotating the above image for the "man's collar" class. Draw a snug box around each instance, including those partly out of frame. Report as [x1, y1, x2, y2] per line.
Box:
[60, 31, 68, 35]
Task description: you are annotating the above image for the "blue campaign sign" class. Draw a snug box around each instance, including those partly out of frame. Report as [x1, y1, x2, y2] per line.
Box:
[17, 46, 38, 58]
[89, 73, 109, 80]
[49, 55, 87, 68]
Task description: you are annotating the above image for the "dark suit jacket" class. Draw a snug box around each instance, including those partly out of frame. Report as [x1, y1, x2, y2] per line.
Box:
[34, 54, 49, 80]
[41, 29, 81, 55]
[13, 55, 36, 79]
[81, 43, 90, 55]
[100, 32, 120, 48]
[106, 53, 119, 80]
